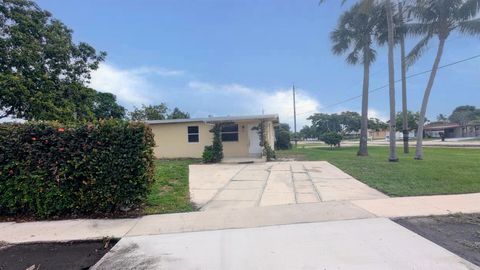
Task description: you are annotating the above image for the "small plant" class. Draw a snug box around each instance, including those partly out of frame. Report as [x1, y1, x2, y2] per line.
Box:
[321, 132, 343, 149]
[263, 142, 276, 161]
[202, 145, 214, 163]
[203, 124, 223, 163]
[253, 120, 276, 161]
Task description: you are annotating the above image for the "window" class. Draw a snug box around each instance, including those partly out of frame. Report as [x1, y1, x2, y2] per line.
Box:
[221, 124, 239, 142]
[188, 126, 199, 143]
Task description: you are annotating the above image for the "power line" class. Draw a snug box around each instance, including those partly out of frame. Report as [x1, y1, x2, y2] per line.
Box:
[296, 53, 480, 116]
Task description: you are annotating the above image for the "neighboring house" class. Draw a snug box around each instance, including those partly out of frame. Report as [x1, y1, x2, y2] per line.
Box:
[369, 129, 387, 140]
[384, 130, 417, 141]
[146, 114, 278, 159]
[424, 121, 480, 138]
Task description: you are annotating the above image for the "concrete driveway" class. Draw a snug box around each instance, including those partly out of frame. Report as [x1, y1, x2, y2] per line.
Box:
[93, 218, 478, 270]
[189, 161, 387, 211]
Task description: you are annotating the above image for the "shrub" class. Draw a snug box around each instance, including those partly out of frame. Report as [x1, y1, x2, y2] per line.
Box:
[321, 132, 343, 149]
[202, 145, 214, 163]
[275, 129, 292, 150]
[203, 124, 223, 163]
[0, 120, 155, 218]
[263, 142, 276, 161]
[211, 124, 223, 162]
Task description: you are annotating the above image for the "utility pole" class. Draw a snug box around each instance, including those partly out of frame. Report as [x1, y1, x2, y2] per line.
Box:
[293, 84, 297, 148]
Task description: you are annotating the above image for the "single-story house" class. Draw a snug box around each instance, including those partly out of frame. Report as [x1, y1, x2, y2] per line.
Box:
[146, 114, 279, 159]
[424, 121, 480, 138]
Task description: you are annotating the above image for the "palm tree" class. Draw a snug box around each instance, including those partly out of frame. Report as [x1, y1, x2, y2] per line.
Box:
[330, 2, 383, 156]
[385, 0, 398, 161]
[398, 2, 410, 154]
[406, 0, 480, 159]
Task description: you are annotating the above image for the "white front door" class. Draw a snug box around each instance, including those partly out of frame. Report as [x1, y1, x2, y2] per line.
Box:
[248, 124, 262, 156]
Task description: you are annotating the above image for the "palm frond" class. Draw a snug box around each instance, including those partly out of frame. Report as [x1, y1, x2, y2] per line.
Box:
[346, 50, 360, 65]
[456, 0, 480, 20]
[458, 18, 480, 36]
[405, 33, 432, 67]
[404, 22, 435, 36]
[319, 0, 348, 5]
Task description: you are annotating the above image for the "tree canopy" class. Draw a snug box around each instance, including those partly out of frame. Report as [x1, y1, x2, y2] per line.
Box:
[168, 107, 190, 119]
[274, 123, 291, 150]
[93, 92, 126, 119]
[0, 0, 108, 121]
[449, 105, 480, 126]
[129, 104, 190, 121]
[306, 111, 388, 138]
[394, 111, 421, 131]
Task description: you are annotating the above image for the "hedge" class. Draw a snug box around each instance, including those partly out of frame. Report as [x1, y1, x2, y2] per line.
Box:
[0, 120, 155, 218]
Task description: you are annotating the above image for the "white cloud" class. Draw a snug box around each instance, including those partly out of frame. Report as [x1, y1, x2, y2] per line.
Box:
[89, 63, 152, 105]
[187, 81, 322, 128]
[131, 67, 185, 77]
[89, 63, 185, 107]
[368, 108, 388, 122]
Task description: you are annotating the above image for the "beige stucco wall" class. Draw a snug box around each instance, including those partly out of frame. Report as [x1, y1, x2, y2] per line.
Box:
[149, 120, 276, 159]
[150, 122, 213, 158]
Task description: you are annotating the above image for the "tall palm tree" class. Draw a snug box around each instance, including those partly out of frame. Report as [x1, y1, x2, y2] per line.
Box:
[406, 0, 480, 159]
[385, 0, 398, 161]
[331, 2, 383, 156]
[398, 2, 410, 154]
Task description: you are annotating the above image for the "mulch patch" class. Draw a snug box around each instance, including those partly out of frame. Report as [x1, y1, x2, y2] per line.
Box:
[395, 213, 480, 266]
[0, 239, 117, 270]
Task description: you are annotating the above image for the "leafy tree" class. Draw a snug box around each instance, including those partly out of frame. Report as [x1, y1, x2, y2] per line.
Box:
[308, 113, 342, 134]
[368, 118, 388, 131]
[321, 132, 343, 149]
[331, 2, 384, 156]
[168, 107, 190, 119]
[93, 92, 126, 119]
[449, 106, 480, 135]
[299, 125, 317, 140]
[0, 0, 106, 121]
[395, 111, 422, 132]
[339, 111, 362, 133]
[274, 123, 291, 150]
[406, 0, 480, 159]
[129, 104, 168, 121]
[437, 113, 448, 122]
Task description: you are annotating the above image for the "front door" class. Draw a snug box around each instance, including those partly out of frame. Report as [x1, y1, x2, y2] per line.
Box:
[248, 124, 262, 156]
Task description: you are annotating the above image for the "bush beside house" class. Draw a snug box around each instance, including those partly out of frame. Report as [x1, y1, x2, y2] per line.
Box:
[202, 123, 223, 163]
[0, 120, 155, 218]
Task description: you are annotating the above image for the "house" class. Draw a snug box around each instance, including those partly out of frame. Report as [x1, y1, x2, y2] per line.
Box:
[423, 121, 480, 138]
[384, 130, 417, 141]
[369, 129, 387, 140]
[146, 114, 279, 159]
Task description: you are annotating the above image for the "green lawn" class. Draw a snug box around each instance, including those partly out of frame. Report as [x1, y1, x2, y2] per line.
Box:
[278, 146, 480, 197]
[143, 159, 200, 215]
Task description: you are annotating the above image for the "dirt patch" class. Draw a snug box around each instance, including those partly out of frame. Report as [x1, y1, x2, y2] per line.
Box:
[0, 239, 117, 270]
[395, 214, 480, 266]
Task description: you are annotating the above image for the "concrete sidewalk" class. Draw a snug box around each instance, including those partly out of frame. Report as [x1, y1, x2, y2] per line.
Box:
[1, 192, 479, 244]
[92, 218, 479, 270]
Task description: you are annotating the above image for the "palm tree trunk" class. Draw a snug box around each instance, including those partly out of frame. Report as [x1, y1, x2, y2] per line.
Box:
[386, 0, 398, 162]
[399, 3, 409, 154]
[358, 46, 370, 156]
[415, 38, 446, 160]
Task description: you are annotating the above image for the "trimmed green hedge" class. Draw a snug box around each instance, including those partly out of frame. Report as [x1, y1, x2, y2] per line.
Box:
[0, 120, 155, 218]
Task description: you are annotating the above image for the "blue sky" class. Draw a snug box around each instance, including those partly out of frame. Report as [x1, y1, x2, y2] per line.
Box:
[37, 0, 480, 127]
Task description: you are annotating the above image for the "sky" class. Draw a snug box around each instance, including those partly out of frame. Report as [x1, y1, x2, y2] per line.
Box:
[36, 0, 480, 128]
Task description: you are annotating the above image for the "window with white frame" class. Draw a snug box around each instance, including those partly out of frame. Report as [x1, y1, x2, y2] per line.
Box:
[221, 123, 239, 142]
[187, 126, 199, 143]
